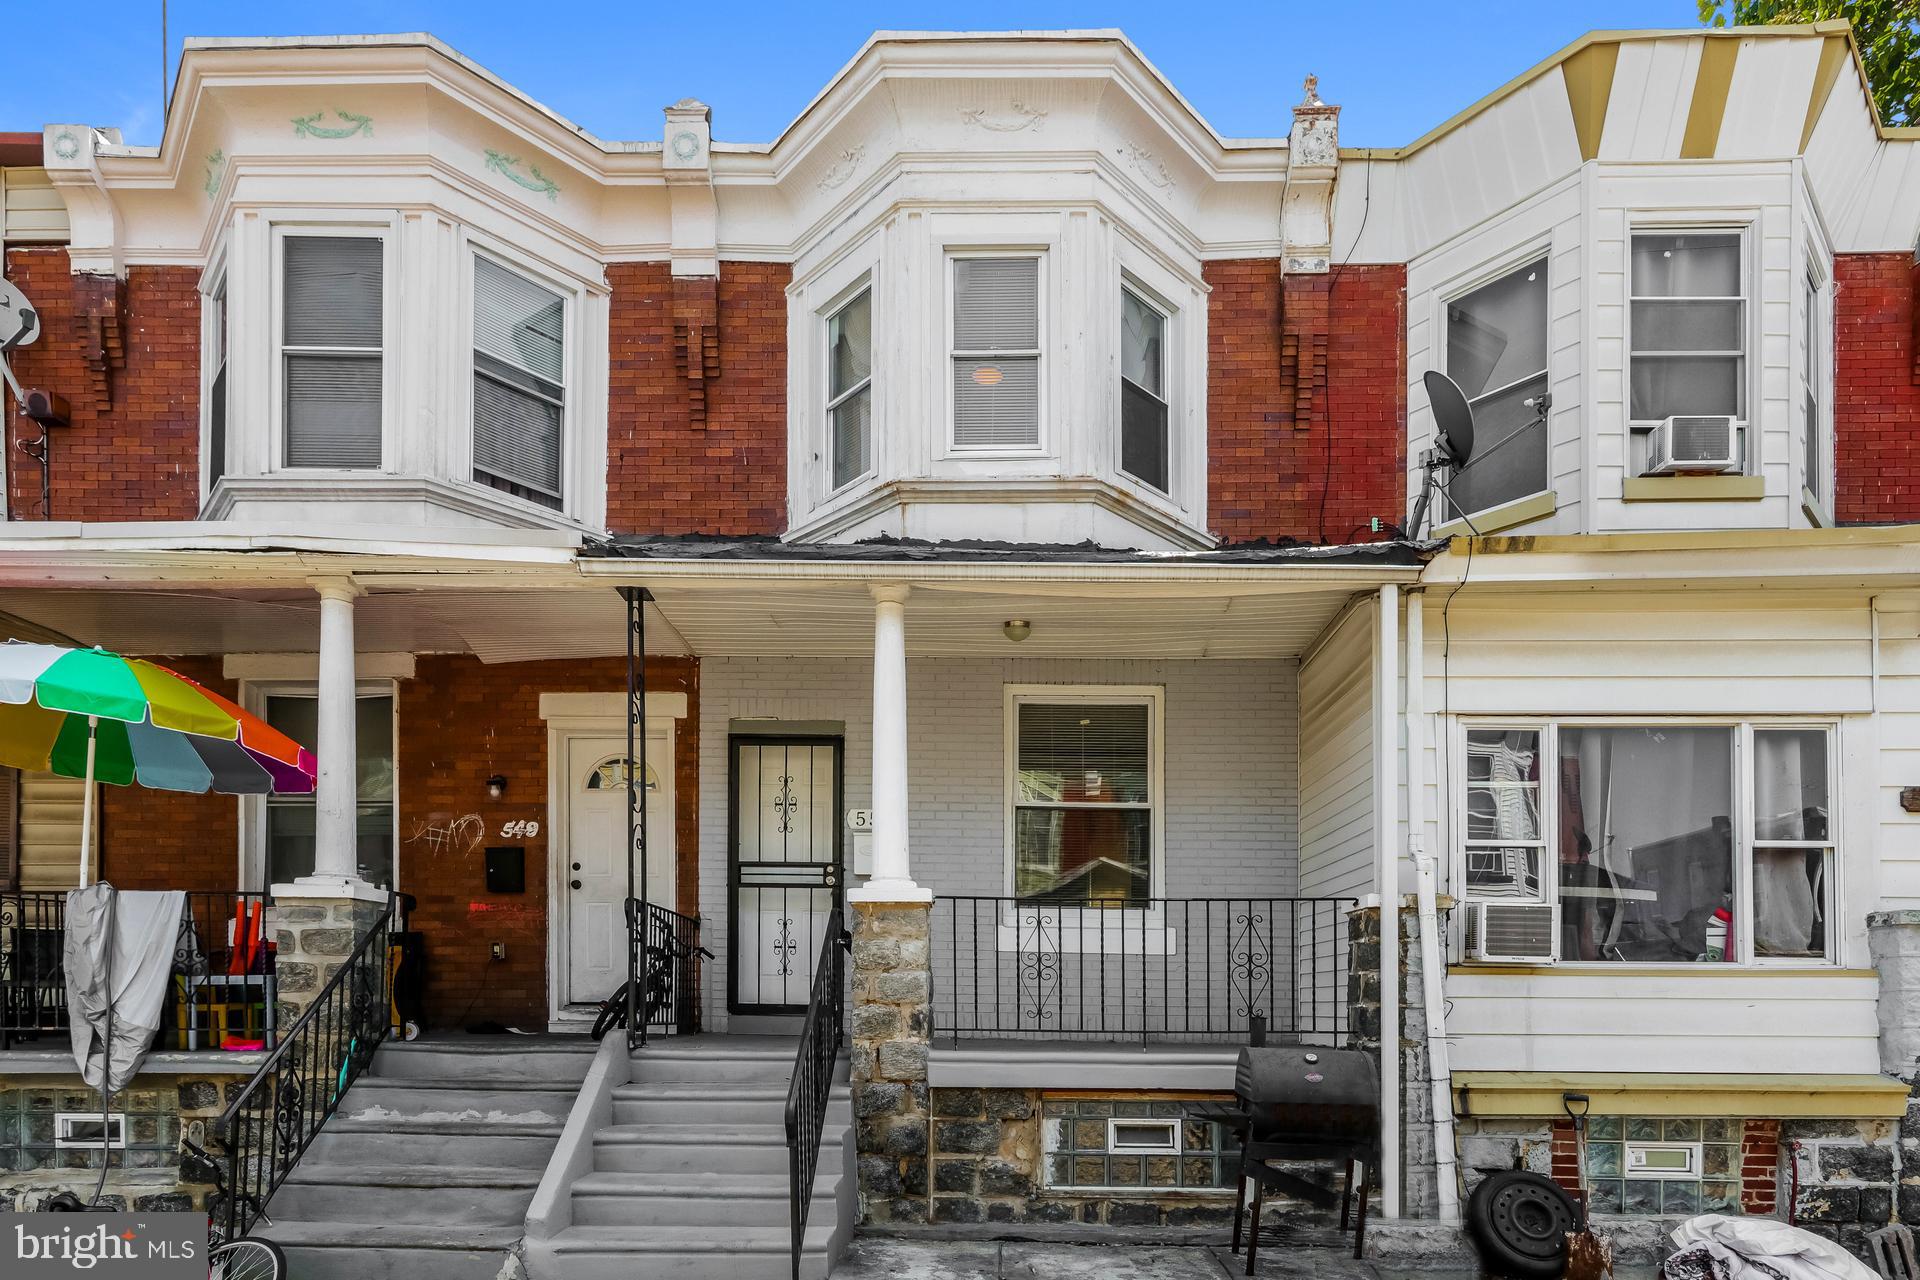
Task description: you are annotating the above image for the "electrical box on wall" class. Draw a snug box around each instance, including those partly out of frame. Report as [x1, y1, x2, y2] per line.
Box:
[485, 846, 526, 894]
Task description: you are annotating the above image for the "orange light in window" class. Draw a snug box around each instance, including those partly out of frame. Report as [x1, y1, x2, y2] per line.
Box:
[971, 365, 1004, 386]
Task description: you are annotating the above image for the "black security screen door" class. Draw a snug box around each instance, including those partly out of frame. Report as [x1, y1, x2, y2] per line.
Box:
[728, 736, 844, 1015]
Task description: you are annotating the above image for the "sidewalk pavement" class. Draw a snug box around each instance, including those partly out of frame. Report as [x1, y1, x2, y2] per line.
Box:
[833, 1236, 1386, 1280]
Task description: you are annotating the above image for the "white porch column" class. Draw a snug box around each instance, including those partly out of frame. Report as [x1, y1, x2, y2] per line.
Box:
[279, 576, 381, 900]
[851, 583, 928, 904]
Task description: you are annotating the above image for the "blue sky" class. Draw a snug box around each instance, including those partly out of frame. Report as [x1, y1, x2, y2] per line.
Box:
[11, 0, 1704, 149]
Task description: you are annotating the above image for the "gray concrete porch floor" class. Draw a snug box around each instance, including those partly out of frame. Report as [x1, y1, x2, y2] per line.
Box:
[834, 1237, 1386, 1280]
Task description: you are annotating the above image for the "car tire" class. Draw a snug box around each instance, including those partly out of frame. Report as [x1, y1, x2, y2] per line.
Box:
[1465, 1169, 1579, 1280]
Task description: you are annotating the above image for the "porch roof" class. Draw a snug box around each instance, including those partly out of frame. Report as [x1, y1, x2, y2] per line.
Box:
[586, 533, 1431, 569]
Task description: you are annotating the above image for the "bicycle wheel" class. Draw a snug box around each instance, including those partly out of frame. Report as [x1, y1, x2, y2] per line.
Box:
[208, 1237, 285, 1280]
[590, 984, 630, 1041]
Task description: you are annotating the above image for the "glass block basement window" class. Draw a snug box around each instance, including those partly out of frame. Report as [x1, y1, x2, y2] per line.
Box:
[6, 1087, 180, 1171]
[1585, 1116, 1743, 1216]
[1042, 1097, 1232, 1192]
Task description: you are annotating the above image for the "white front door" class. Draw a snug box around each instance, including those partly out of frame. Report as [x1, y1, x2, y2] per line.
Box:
[564, 729, 674, 1008]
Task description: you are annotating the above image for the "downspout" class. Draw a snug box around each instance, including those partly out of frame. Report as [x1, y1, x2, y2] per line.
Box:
[1375, 583, 1401, 1218]
[1406, 591, 1460, 1222]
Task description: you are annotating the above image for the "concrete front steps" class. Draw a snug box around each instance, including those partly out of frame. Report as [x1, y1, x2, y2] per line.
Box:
[538, 1036, 854, 1280]
[269, 1037, 595, 1280]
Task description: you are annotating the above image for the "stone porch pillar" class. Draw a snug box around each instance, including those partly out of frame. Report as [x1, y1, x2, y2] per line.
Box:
[848, 582, 934, 1222]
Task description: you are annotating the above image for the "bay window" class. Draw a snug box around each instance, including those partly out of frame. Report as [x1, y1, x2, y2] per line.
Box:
[1629, 230, 1747, 465]
[1444, 257, 1549, 516]
[1801, 269, 1826, 504]
[826, 287, 873, 490]
[1459, 720, 1834, 964]
[1120, 285, 1169, 492]
[281, 234, 384, 469]
[952, 256, 1041, 451]
[473, 254, 566, 510]
[1009, 688, 1160, 905]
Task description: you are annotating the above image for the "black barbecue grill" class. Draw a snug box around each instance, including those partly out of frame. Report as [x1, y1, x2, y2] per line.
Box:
[1227, 1045, 1380, 1272]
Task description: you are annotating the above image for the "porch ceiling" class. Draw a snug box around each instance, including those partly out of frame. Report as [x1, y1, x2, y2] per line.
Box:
[0, 578, 1369, 664]
[0, 588, 690, 663]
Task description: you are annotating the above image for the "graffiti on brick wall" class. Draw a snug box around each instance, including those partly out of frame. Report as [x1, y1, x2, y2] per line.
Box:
[406, 813, 486, 857]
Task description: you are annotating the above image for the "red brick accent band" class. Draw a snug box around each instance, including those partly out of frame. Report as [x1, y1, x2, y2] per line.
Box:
[1834, 252, 1920, 525]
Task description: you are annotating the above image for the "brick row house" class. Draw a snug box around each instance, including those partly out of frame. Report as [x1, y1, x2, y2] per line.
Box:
[0, 19, 1916, 1277]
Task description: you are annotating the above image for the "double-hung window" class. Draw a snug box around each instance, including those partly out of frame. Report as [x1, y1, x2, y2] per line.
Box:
[1629, 231, 1747, 460]
[1444, 258, 1548, 517]
[952, 256, 1041, 450]
[1458, 720, 1835, 965]
[1120, 285, 1170, 492]
[260, 688, 396, 889]
[1009, 689, 1158, 905]
[826, 288, 873, 491]
[473, 255, 567, 510]
[206, 276, 228, 487]
[282, 235, 384, 469]
[1801, 270, 1826, 504]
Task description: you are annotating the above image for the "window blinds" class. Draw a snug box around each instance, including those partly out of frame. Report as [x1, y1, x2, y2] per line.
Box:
[953, 258, 1039, 449]
[283, 236, 383, 469]
[1016, 703, 1151, 806]
[473, 257, 566, 507]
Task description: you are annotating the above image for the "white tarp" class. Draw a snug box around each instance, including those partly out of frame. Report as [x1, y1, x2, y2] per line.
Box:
[1667, 1214, 1880, 1280]
[64, 884, 187, 1093]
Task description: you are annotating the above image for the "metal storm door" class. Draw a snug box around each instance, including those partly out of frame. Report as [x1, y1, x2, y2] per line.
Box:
[728, 736, 843, 1015]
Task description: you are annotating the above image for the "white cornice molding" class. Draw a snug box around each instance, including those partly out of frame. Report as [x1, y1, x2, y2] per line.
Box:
[42, 127, 124, 276]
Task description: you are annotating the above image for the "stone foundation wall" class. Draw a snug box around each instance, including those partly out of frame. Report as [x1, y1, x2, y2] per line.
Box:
[269, 895, 387, 1027]
[1785, 1117, 1898, 1256]
[0, 1070, 238, 1211]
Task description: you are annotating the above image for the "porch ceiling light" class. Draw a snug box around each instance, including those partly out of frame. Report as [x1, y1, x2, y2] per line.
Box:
[487, 774, 508, 798]
[1003, 619, 1031, 643]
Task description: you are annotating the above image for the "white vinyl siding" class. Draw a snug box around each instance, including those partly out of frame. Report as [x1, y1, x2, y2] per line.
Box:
[472, 255, 566, 509]
[1297, 601, 1375, 1036]
[0, 168, 67, 244]
[281, 235, 384, 469]
[827, 288, 873, 491]
[951, 256, 1041, 450]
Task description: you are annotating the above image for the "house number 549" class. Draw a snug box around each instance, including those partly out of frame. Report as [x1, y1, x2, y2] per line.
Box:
[500, 820, 541, 838]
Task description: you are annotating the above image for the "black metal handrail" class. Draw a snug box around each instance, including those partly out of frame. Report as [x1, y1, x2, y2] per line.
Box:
[625, 898, 705, 1035]
[931, 895, 1356, 1042]
[784, 907, 848, 1280]
[1, 889, 274, 1051]
[213, 894, 396, 1241]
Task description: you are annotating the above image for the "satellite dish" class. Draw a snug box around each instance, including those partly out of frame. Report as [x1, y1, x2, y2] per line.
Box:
[1422, 369, 1475, 467]
[0, 279, 41, 354]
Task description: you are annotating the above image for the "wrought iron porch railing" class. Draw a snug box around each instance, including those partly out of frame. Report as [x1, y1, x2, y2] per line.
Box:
[931, 895, 1356, 1042]
[213, 893, 396, 1241]
[623, 898, 705, 1039]
[784, 906, 848, 1280]
[0, 889, 275, 1051]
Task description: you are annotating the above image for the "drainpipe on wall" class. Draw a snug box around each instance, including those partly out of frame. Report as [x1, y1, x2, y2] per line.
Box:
[1405, 591, 1461, 1223]
[1375, 583, 1401, 1218]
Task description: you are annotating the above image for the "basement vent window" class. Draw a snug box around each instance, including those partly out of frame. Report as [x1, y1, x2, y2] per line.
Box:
[1042, 1096, 1232, 1192]
[54, 1113, 126, 1149]
[1585, 1116, 1743, 1216]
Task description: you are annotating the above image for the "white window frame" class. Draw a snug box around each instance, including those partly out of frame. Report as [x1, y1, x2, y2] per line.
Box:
[1625, 220, 1755, 475]
[268, 222, 396, 473]
[1118, 276, 1174, 496]
[467, 245, 574, 511]
[1000, 685, 1170, 954]
[822, 276, 875, 497]
[946, 250, 1047, 458]
[1800, 260, 1830, 513]
[1438, 249, 1553, 518]
[239, 679, 400, 892]
[1451, 716, 1840, 969]
[198, 243, 230, 505]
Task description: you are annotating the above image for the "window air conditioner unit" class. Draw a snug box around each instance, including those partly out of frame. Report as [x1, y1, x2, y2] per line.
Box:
[1645, 415, 1739, 475]
[1465, 901, 1555, 963]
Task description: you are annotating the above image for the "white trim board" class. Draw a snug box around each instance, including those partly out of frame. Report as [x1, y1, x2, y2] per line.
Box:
[539, 691, 689, 720]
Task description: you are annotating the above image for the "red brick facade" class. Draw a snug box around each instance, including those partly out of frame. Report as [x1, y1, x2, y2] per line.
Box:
[1835, 252, 1920, 525]
[606, 261, 790, 535]
[89, 653, 702, 1031]
[1206, 260, 1407, 544]
[1, 248, 202, 522]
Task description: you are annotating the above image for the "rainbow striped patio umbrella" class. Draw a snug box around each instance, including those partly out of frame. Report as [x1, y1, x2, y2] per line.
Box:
[0, 642, 317, 886]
